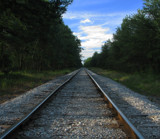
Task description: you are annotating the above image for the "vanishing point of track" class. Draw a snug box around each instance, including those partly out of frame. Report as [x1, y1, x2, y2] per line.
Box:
[0, 69, 144, 139]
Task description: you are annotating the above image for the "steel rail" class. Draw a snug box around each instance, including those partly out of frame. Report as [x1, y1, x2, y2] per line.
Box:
[0, 69, 81, 139]
[85, 69, 144, 139]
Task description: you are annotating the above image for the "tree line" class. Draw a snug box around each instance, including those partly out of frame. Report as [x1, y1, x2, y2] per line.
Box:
[0, 0, 82, 73]
[84, 0, 160, 73]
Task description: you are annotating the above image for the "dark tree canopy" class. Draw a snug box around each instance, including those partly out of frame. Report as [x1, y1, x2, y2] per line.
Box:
[84, 0, 160, 73]
[0, 0, 82, 73]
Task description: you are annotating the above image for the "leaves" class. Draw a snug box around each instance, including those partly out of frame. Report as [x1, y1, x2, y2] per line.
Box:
[0, 0, 82, 72]
[85, 0, 160, 73]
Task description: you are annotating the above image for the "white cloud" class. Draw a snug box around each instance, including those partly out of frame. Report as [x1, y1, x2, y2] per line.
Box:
[63, 10, 137, 60]
[63, 12, 95, 19]
[80, 19, 92, 24]
[74, 25, 113, 60]
[81, 49, 101, 61]
[63, 11, 136, 20]
[78, 25, 113, 48]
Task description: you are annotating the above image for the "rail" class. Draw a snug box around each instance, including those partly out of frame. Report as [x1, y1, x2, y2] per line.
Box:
[0, 68, 144, 139]
[0, 69, 81, 139]
[85, 69, 144, 139]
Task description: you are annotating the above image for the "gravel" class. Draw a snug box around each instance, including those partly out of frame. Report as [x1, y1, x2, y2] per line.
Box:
[15, 70, 126, 138]
[88, 69, 160, 139]
[0, 70, 78, 135]
[1, 68, 159, 138]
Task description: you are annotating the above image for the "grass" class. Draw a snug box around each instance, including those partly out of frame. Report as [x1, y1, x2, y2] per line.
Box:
[0, 69, 73, 98]
[90, 67, 160, 97]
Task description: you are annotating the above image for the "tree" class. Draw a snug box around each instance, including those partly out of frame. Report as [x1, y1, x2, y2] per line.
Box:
[0, 0, 82, 72]
[84, 57, 92, 67]
[84, 0, 160, 73]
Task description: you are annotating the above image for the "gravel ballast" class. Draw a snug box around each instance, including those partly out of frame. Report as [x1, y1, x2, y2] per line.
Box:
[88, 69, 160, 139]
[0, 68, 159, 138]
[14, 70, 126, 138]
[0, 70, 78, 135]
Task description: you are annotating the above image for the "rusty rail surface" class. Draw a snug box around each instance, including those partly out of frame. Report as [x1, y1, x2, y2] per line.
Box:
[85, 69, 144, 139]
[0, 68, 144, 139]
[0, 69, 81, 139]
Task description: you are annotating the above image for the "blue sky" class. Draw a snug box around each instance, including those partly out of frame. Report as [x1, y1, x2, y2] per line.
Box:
[63, 0, 144, 61]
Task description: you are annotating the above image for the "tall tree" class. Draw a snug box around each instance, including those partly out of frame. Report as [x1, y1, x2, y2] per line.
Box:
[0, 0, 82, 72]
[84, 0, 160, 73]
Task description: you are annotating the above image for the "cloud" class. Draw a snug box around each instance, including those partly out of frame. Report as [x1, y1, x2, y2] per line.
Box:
[63, 12, 96, 20]
[81, 49, 101, 60]
[74, 25, 113, 60]
[77, 25, 113, 48]
[63, 11, 136, 20]
[63, 10, 136, 60]
[63, 11, 136, 31]
[80, 19, 92, 24]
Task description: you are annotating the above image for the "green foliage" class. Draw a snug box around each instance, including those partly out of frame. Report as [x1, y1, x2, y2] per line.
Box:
[0, 69, 73, 97]
[84, 57, 92, 67]
[84, 0, 160, 73]
[91, 68, 160, 96]
[0, 0, 82, 73]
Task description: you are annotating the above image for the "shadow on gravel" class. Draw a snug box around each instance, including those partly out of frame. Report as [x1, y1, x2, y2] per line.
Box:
[90, 72, 160, 138]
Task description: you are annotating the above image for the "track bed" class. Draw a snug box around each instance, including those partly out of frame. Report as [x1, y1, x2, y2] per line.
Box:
[13, 70, 126, 138]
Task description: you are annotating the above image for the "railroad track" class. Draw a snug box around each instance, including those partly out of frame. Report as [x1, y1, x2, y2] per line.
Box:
[0, 69, 144, 139]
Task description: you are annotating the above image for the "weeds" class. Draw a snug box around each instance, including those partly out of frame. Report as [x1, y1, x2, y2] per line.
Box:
[90, 68, 160, 96]
[0, 69, 73, 97]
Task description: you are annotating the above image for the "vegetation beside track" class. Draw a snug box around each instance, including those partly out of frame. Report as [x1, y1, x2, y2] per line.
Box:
[90, 68, 160, 97]
[0, 69, 73, 103]
[84, 0, 160, 74]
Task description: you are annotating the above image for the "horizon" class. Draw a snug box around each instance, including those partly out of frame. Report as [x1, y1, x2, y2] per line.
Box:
[63, 0, 144, 62]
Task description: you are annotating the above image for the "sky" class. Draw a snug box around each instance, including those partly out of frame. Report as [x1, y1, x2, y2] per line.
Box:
[63, 0, 144, 62]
